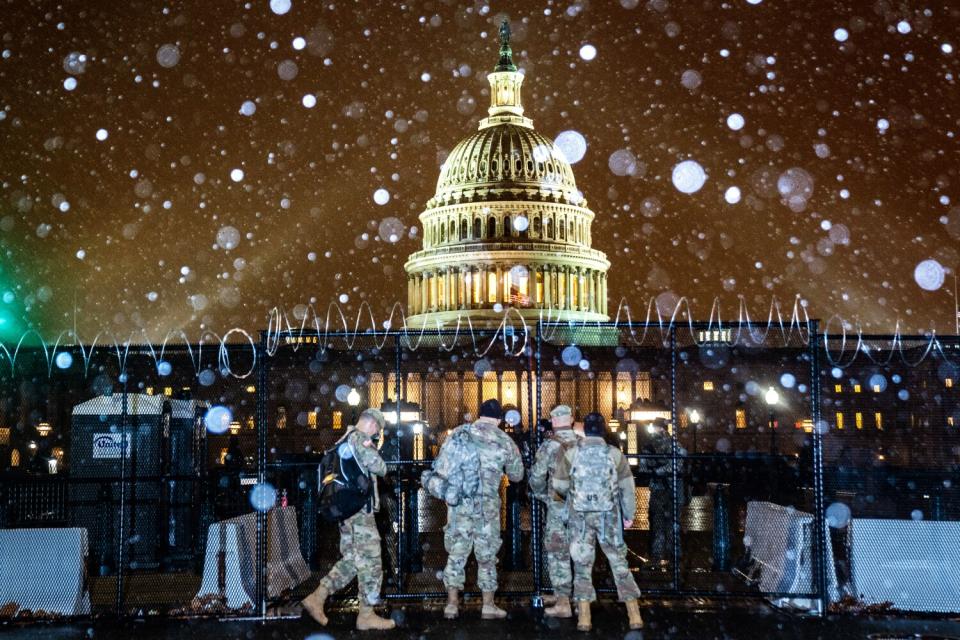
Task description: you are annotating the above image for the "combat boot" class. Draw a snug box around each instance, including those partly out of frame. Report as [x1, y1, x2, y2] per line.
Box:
[301, 585, 329, 626]
[576, 600, 591, 631]
[444, 587, 459, 619]
[481, 591, 507, 619]
[356, 605, 396, 631]
[625, 598, 644, 629]
[544, 595, 572, 618]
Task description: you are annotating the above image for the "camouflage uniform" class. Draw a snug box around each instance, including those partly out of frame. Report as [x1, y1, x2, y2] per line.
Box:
[318, 427, 388, 605]
[553, 436, 640, 603]
[640, 431, 686, 565]
[529, 428, 579, 598]
[441, 419, 524, 592]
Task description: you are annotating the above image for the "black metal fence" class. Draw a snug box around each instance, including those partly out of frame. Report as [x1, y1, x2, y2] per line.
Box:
[0, 322, 958, 619]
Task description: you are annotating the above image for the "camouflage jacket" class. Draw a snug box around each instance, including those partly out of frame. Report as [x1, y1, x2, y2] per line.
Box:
[444, 418, 523, 514]
[528, 428, 579, 504]
[552, 436, 636, 518]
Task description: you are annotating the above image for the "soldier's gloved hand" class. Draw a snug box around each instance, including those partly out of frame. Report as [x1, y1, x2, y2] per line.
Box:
[623, 519, 633, 529]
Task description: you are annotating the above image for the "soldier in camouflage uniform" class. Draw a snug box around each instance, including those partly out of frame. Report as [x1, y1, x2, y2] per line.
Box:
[528, 404, 580, 618]
[301, 408, 395, 631]
[640, 417, 686, 570]
[441, 399, 524, 620]
[553, 412, 643, 632]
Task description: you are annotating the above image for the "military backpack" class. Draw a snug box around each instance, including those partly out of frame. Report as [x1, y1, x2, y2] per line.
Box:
[317, 438, 373, 522]
[569, 441, 617, 513]
[421, 425, 481, 506]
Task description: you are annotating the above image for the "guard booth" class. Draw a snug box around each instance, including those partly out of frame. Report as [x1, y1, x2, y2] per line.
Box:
[69, 394, 208, 573]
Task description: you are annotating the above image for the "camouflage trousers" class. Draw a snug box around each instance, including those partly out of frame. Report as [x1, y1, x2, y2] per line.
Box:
[543, 501, 572, 597]
[569, 511, 641, 603]
[648, 486, 673, 563]
[443, 503, 502, 592]
[319, 510, 383, 605]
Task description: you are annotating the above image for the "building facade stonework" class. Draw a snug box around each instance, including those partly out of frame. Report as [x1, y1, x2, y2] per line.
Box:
[404, 26, 610, 327]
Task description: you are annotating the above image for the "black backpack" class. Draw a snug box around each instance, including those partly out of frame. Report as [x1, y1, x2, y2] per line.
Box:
[317, 439, 373, 523]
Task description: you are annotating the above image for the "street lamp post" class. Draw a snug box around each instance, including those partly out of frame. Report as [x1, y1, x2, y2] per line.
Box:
[347, 387, 361, 424]
[689, 409, 701, 454]
[764, 387, 780, 455]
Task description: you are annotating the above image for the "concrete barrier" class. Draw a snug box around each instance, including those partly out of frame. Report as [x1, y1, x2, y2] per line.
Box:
[0, 528, 90, 617]
[195, 507, 309, 610]
[743, 501, 837, 610]
[851, 518, 960, 613]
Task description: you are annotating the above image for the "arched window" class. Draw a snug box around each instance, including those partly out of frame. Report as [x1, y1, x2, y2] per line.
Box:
[449, 220, 456, 242]
[473, 218, 482, 239]
[569, 220, 575, 241]
[488, 216, 497, 239]
[545, 218, 553, 239]
[533, 216, 541, 236]
[504, 215, 511, 237]
[440, 224, 446, 243]
[559, 217, 566, 240]
[461, 219, 468, 240]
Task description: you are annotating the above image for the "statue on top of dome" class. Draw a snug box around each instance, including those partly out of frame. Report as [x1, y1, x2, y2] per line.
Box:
[496, 19, 517, 73]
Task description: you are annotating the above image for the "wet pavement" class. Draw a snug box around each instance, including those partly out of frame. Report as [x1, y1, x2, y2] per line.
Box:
[2, 600, 960, 639]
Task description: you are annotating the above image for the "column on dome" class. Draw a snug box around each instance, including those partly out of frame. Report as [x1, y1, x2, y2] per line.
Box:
[443, 267, 451, 311]
[452, 267, 460, 310]
[594, 271, 601, 312]
[599, 274, 607, 315]
[420, 273, 429, 313]
[407, 276, 414, 315]
[574, 267, 581, 311]
[495, 265, 503, 304]
[586, 269, 597, 311]
[542, 265, 551, 308]
[565, 266, 573, 311]
[480, 266, 488, 306]
[554, 267, 562, 310]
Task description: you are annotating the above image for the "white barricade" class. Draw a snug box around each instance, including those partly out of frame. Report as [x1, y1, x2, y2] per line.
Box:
[743, 501, 837, 610]
[0, 528, 91, 616]
[851, 518, 960, 613]
[195, 507, 309, 610]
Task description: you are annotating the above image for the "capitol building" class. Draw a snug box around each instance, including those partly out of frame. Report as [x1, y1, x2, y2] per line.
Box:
[404, 24, 611, 327]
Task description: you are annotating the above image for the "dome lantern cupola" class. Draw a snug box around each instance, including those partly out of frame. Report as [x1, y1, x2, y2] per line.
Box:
[480, 21, 532, 130]
[404, 21, 611, 327]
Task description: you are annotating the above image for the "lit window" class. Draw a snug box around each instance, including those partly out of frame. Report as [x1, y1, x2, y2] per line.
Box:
[874, 412, 883, 430]
[703, 381, 714, 391]
[855, 412, 863, 429]
[834, 384, 842, 393]
[873, 384, 882, 393]
[163, 387, 173, 397]
[735, 408, 746, 429]
[949, 416, 956, 427]
[308, 411, 318, 429]
[836, 412, 844, 430]
[333, 411, 343, 430]
[246, 385, 256, 393]
[853, 384, 862, 393]
[947, 378, 954, 388]
[146, 387, 154, 396]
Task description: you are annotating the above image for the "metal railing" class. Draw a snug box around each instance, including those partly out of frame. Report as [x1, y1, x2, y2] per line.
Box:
[0, 322, 957, 620]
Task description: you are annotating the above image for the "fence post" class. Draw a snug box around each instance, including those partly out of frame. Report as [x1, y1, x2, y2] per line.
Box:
[393, 335, 404, 590]
[255, 331, 268, 619]
[669, 324, 681, 591]
[115, 370, 128, 617]
[809, 320, 828, 614]
[530, 321, 543, 606]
